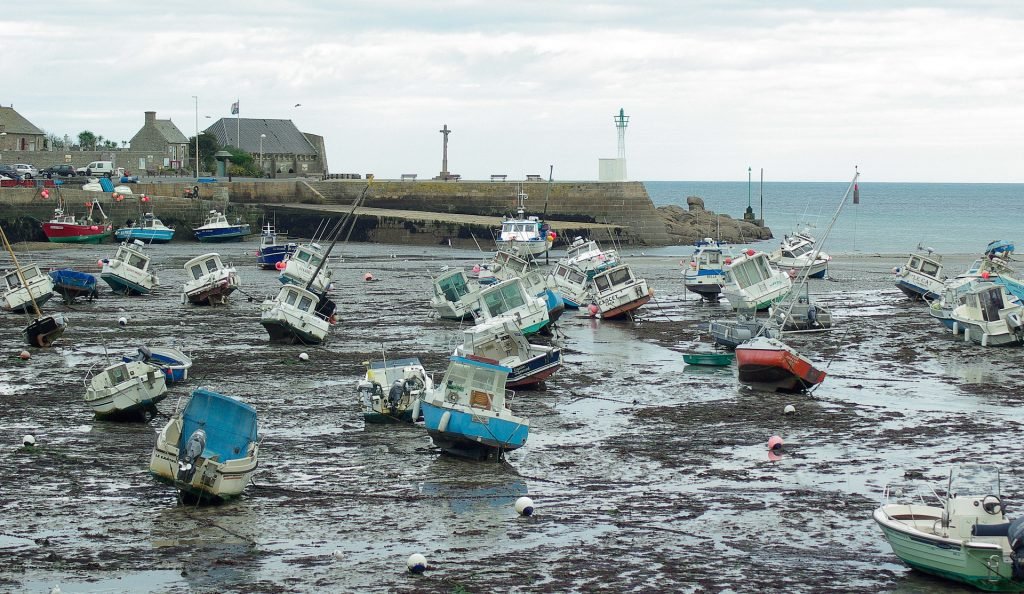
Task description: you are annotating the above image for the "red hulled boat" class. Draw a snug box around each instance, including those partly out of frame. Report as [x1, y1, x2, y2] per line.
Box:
[735, 336, 826, 393]
[41, 199, 112, 244]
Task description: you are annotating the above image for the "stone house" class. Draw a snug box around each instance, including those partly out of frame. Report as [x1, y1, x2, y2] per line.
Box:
[128, 111, 190, 172]
[204, 118, 328, 177]
[0, 105, 46, 155]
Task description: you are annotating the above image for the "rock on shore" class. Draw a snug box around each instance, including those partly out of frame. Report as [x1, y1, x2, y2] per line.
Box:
[657, 196, 773, 245]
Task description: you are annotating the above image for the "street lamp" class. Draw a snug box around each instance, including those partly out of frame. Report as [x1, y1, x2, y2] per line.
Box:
[259, 133, 266, 177]
[192, 95, 199, 177]
[744, 166, 755, 221]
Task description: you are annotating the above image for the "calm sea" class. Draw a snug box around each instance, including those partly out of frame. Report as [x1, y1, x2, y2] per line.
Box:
[643, 181, 1024, 255]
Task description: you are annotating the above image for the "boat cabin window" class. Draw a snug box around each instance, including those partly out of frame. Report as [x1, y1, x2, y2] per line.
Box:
[204, 258, 219, 273]
[107, 364, 130, 385]
[285, 290, 298, 306]
[483, 283, 526, 316]
[127, 253, 147, 270]
[908, 256, 921, 271]
[594, 274, 611, 292]
[190, 264, 204, 280]
[298, 295, 313, 312]
[702, 251, 720, 265]
[22, 266, 39, 280]
[730, 260, 755, 289]
[296, 250, 311, 263]
[920, 260, 940, 277]
[608, 266, 633, 287]
[978, 288, 1004, 322]
[439, 273, 469, 301]
[5, 272, 21, 289]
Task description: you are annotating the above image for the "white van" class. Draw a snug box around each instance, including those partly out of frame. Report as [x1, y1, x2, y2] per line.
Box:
[76, 161, 117, 177]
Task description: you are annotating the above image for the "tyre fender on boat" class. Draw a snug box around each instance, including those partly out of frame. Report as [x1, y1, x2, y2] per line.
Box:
[438, 411, 451, 433]
[410, 398, 421, 422]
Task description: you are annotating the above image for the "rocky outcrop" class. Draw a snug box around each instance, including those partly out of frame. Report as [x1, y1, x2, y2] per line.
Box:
[658, 197, 773, 245]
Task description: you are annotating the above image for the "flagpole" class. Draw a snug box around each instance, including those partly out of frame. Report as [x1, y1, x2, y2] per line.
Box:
[236, 98, 240, 147]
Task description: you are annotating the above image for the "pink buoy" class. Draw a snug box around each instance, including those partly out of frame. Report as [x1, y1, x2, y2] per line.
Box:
[97, 260, 105, 269]
[40, 189, 50, 199]
[787, 269, 797, 279]
[724, 258, 732, 265]
[19, 350, 30, 360]
[275, 261, 286, 271]
[767, 435, 784, 450]
[981, 271, 991, 280]
[746, 249, 756, 257]
[587, 304, 599, 318]
[472, 264, 481, 273]
[363, 272, 374, 281]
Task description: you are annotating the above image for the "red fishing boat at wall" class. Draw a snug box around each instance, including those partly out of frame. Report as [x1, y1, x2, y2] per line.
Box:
[735, 336, 826, 393]
[41, 198, 112, 244]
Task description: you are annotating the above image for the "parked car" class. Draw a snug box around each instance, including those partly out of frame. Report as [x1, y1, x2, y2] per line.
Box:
[39, 164, 78, 178]
[13, 164, 38, 179]
[75, 160, 116, 178]
[0, 165, 24, 181]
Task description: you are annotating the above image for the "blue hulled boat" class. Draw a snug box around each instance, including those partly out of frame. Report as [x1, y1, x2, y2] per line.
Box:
[122, 346, 193, 383]
[194, 210, 251, 243]
[49, 268, 98, 303]
[115, 213, 175, 244]
[421, 356, 529, 460]
[256, 222, 297, 270]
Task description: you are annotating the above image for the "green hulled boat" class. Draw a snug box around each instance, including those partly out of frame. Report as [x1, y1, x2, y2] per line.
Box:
[683, 352, 735, 366]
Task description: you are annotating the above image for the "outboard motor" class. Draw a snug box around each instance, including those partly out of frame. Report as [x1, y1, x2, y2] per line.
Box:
[1007, 516, 1024, 580]
[177, 428, 207, 483]
[388, 379, 406, 412]
[1006, 312, 1024, 343]
[138, 346, 153, 362]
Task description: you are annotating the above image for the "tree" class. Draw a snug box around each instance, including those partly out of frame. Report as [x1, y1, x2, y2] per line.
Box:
[78, 130, 96, 150]
[223, 147, 262, 177]
[187, 132, 221, 174]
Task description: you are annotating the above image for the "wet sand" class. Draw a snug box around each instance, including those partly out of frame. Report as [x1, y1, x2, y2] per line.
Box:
[1, 242, 1016, 593]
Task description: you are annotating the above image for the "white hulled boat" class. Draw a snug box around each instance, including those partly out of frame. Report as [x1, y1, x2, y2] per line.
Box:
[279, 243, 333, 294]
[2, 264, 54, 313]
[429, 267, 482, 320]
[182, 253, 240, 306]
[100, 240, 159, 295]
[720, 249, 791, 311]
[495, 187, 553, 259]
[83, 360, 168, 421]
[589, 263, 652, 319]
[682, 238, 731, 300]
[260, 284, 334, 345]
[454, 319, 561, 388]
[950, 282, 1024, 347]
[356, 357, 433, 423]
[562, 237, 618, 277]
[473, 277, 550, 336]
[894, 247, 946, 301]
[768, 230, 830, 279]
[548, 262, 590, 309]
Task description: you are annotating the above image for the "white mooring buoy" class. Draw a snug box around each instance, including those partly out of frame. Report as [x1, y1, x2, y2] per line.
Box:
[407, 553, 427, 574]
[515, 496, 535, 517]
[784, 404, 796, 415]
[23, 434, 36, 447]
[299, 352, 310, 362]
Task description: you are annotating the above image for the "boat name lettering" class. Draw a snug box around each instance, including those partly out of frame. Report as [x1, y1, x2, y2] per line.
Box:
[471, 414, 489, 424]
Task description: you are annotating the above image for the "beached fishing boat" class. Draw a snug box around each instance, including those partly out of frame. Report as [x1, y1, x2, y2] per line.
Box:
[950, 282, 1024, 347]
[473, 277, 550, 336]
[454, 319, 561, 388]
[482, 250, 564, 322]
[41, 198, 113, 244]
[768, 230, 830, 279]
[709, 312, 780, 349]
[682, 238, 731, 300]
[928, 260, 986, 330]
[49, 268, 98, 303]
[149, 388, 260, 503]
[193, 210, 251, 242]
[561, 237, 618, 277]
[100, 240, 159, 295]
[83, 359, 168, 421]
[430, 267, 483, 320]
[735, 336, 826, 393]
[279, 243, 333, 294]
[495, 186, 553, 259]
[421, 356, 529, 460]
[894, 247, 946, 301]
[181, 253, 240, 306]
[589, 263, 652, 320]
[115, 212, 175, 244]
[259, 284, 334, 345]
[874, 465, 1024, 592]
[1, 225, 66, 347]
[720, 249, 792, 311]
[356, 357, 433, 423]
[122, 346, 193, 384]
[256, 221, 297, 270]
[3, 264, 54, 313]
[547, 262, 590, 309]
[770, 291, 833, 331]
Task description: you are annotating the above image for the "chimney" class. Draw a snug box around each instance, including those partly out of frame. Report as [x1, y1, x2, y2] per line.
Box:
[145, 111, 156, 125]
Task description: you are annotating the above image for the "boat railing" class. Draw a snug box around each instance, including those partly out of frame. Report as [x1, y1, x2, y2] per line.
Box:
[82, 361, 102, 387]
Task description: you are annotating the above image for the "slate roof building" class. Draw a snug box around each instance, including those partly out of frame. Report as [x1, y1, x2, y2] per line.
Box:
[128, 111, 189, 170]
[204, 118, 327, 178]
[0, 105, 46, 153]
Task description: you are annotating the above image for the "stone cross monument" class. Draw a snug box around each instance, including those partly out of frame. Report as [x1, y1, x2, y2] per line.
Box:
[439, 124, 451, 179]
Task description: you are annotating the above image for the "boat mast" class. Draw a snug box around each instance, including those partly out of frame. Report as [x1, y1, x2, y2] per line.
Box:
[303, 180, 373, 294]
[0, 225, 43, 318]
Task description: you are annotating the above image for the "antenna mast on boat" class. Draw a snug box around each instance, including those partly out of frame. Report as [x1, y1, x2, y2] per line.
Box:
[303, 180, 374, 294]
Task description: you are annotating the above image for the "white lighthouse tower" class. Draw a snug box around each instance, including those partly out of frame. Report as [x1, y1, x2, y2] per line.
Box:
[598, 107, 629, 181]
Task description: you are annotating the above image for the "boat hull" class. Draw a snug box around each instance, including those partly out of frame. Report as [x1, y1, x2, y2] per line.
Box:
[951, 320, 1024, 347]
[256, 245, 296, 269]
[260, 318, 327, 345]
[50, 270, 98, 303]
[601, 293, 651, 319]
[683, 353, 734, 366]
[23, 314, 67, 348]
[421, 400, 528, 460]
[507, 349, 561, 387]
[195, 225, 250, 242]
[735, 340, 826, 393]
[684, 281, 723, 299]
[42, 222, 112, 244]
[101, 273, 152, 296]
[115, 228, 174, 243]
[896, 279, 941, 301]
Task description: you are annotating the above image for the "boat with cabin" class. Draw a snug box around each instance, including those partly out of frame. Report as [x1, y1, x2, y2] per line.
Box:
[1, 225, 66, 347]
[894, 247, 946, 301]
[115, 212, 175, 243]
[768, 230, 830, 279]
[193, 210, 251, 243]
[950, 282, 1024, 347]
[279, 243, 333, 294]
[454, 319, 561, 388]
[49, 269, 98, 303]
[562, 237, 618, 277]
[181, 253, 240, 306]
[720, 249, 792, 311]
[473, 277, 550, 336]
[3, 264, 55, 313]
[100, 240, 159, 295]
[122, 346, 193, 384]
[41, 198, 113, 244]
[481, 249, 564, 322]
[259, 284, 334, 345]
[83, 359, 168, 421]
[589, 263, 652, 319]
[420, 356, 529, 460]
[149, 388, 260, 503]
[430, 267, 483, 320]
[547, 262, 590, 309]
[874, 465, 1024, 592]
[682, 238, 731, 300]
[495, 187, 553, 259]
[256, 221, 297, 270]
[356, 357, 433, 423]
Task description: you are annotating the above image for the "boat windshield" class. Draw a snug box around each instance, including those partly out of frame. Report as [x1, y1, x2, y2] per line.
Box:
[949, 464, 1001, 497]
[608, 266, 633, 288]
[107, 363, 130, 386]
[204, 258, 221, 273]
[4, 271, 21, 289]
[190, 263, 204, 280]
[126, 252, 148, 270]
[438, 272, 470, 301]
[483, 282, 526, 316]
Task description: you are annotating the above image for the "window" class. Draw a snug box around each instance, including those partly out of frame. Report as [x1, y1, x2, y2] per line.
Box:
[979, 288, 1004, 322]
[909, 256, 921, 271]
[297, 251, 311, 263]
[594, 275, 611, 291]
[298, 296, 313, 311]
[609, 267, 632, 287]
[204, 259, 219, 273]
[285, 291, 298, 305]
[191, 264, 204, 280]
[128, 254, 146, 269]
[921, 261, 939, 277]
[108, 365, 129, 385]
[23, 267, 38, 280]
[706, 252, 720, 264]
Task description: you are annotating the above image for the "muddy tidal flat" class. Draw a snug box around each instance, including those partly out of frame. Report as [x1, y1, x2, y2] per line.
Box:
[1, 241, 1019, 593]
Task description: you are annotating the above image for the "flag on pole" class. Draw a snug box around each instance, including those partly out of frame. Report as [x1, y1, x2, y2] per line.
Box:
[231, 101, 239, 115]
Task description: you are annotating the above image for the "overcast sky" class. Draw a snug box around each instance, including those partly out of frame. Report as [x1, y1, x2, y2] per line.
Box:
[5, 1, 1023, 182]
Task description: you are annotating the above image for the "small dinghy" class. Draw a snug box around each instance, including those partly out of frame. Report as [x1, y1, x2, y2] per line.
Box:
[709, 311, 780, 350]
[421, 356, 529, 461]
[49, 268, 98, 303]
[683, 352, 734, 366]
[83, 359, 168, 421]
[100, 240, 159, 295]
[122, 346, 192, 383]
[149, 388, 260, 503]
[735, 336, 826, 393]
[356, 357, 433, 423]
[181, 253, 240, 306]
